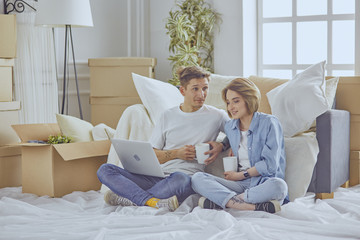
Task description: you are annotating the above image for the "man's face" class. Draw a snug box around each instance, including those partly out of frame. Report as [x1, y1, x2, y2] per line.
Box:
[180, 78, 209, 111]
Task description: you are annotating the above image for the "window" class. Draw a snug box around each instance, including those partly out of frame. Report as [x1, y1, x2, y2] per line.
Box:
[258, 0, 358, 78]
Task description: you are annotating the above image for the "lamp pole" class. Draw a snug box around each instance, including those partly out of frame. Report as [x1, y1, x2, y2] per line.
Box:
[61, 25, 83, 119]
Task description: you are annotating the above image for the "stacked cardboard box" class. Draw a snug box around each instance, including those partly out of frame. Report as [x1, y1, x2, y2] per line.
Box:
[0, 14, 21, 188]
[336, 76, 360, 186]
[0, 14, 16, 59]
[88, 57, 156, 128]
[350, 151, 360, 186]
[0, 58, 14, 101]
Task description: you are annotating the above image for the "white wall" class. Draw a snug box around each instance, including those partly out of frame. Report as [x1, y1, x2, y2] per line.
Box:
[53, 0, 253, 121]
[242, 0, 257, 77]
[0, 0, 258, 122]
[54, 0, 132, 121]
[213, 0, 243, 76]
[149, 0, 175, 81]
[0, 2, 4, 13]
[55, 0, 130, 62]
[54, 0, 177, 121]
[213, 0, 257, 77]
[148, 0, 258, 80]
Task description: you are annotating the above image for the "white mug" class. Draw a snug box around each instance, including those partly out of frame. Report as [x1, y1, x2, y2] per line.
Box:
[223, 156, 238, 172]
[195, 143, 210, 164]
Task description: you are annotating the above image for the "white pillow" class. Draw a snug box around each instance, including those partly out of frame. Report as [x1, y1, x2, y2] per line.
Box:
[205, 74, 240, 110]
[56, 114, 94, 142]
[284, 132, 319, 201]
[105, 128, 116, 139]
[266, 61, 329, 137]
[132, 73, 183, 124]
[325, 77, 340, 108]
[92, 123, 115, 141]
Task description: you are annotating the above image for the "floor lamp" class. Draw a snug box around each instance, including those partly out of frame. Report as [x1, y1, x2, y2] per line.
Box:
[35, 0, 93, 119]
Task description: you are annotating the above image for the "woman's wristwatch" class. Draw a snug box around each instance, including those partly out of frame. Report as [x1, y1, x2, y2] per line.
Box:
[243, 170, 250, 178]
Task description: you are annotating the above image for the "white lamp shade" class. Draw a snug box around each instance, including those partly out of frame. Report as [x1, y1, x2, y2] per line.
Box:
[36, 0, 93, 27]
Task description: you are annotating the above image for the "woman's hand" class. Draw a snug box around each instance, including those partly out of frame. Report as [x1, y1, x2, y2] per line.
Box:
[224, 171, 242, 181]
[203, 141, 222, 165]
[228, 148, 233, 156]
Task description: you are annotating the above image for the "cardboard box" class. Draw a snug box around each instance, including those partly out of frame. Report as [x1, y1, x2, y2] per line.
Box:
[0, 101, 20, 145]
[348, 115, 360, 151]
[0, 14, 16, 58]
[12, 123, 111, 197]
[90, 96, 142, 129]
[350, 151, 360, 186]
[0, 145, 22, 188]
[336, 77, 360, 114]
[336, 76, 360, 150]
[88, 57, 156, 127]
[88, 57, 156, 97]
[0, 58, 14, 101]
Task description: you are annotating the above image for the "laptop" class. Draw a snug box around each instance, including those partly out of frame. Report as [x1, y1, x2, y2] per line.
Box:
[111, 139, 165, 178]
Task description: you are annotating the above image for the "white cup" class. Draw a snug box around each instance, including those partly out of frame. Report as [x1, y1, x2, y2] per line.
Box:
[223, 156, 238, 172]
[195, 143, 210, 164]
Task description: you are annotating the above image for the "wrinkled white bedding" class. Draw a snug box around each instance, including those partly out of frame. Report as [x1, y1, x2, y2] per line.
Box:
[2, 104, 351, 239]
[1, 185, 360, 240]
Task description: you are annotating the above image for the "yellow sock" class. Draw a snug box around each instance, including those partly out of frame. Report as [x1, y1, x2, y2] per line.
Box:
[145, 197, 160, 208]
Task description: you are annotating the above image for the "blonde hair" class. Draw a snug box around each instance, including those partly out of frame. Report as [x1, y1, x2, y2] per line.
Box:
[177, 66, 210, 88]
[221, 78, 261, 117]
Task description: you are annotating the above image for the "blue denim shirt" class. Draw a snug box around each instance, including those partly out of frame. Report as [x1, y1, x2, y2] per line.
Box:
[224, 112, 286, 188]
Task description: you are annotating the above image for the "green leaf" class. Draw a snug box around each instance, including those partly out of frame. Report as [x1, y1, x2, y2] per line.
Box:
[166, 0, 221, 86]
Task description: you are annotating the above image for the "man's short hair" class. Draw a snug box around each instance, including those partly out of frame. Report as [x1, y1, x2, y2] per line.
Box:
[221, 78, 261, 116]
[177, 66, 210, 87]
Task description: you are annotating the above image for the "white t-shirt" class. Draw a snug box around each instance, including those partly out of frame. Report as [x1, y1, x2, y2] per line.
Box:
[238, 130, 251, 171]
[150, 104, 229, 176]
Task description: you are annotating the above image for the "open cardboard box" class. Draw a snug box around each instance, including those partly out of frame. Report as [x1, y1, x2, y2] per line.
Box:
[0, 101, 21, 145]
[12, 123, 110, 197]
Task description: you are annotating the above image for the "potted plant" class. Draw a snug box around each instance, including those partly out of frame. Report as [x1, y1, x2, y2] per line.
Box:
[165, 0, 221, 86]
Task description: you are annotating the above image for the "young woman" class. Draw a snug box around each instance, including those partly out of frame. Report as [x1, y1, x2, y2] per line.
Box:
[191, 78, 288, 213]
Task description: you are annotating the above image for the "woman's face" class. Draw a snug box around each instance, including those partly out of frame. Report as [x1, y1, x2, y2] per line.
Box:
[226, 90, 250, 119]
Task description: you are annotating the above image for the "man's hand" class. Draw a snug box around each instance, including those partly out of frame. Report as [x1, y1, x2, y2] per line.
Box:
[177, 145, 196, 161]
[203, 141, 223, 165]
[154, 145, 195, 164]
[224, 171, 242, 181]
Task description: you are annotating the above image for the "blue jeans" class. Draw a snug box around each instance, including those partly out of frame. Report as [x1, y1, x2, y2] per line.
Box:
[97, 163, 195, 206]
[191, 172, 288, 209]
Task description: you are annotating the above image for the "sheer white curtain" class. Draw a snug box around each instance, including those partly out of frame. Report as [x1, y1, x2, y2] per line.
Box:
[9, 0, 58, 124]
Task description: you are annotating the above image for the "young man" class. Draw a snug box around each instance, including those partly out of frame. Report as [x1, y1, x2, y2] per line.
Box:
[97, 66, 230, 211]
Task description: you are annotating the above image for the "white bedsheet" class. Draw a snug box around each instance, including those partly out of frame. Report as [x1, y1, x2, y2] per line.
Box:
[1, 185, 360, 240]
